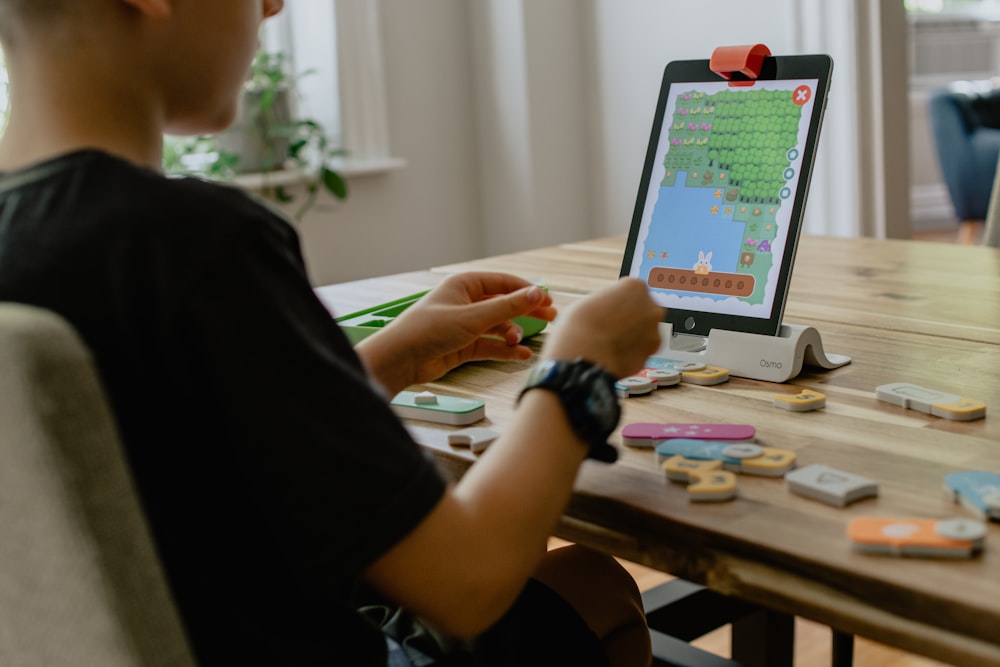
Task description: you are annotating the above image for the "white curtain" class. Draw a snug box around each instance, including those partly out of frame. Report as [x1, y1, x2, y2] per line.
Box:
[789, 1, 864, 237]
[469, 0, 596, 256]
[469, 0, 910, 244]
[791, 0, 910, 238]
[334, 0, 393, 162]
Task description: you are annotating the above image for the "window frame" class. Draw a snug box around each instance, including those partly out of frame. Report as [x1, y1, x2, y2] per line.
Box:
[0, 49, 9, 136]
[265, 0, 403, 176]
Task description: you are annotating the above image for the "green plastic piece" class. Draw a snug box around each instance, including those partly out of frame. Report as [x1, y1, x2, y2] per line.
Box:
[336, 287, 549, 345]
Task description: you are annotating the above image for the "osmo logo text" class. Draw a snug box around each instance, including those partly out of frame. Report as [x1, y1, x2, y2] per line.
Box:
[760, 359, 783, 369]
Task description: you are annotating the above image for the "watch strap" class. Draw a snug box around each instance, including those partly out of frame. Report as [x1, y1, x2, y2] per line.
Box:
[518, 359, 621, 463]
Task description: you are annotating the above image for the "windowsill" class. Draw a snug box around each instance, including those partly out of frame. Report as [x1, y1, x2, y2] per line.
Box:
[908, 10, 1000, 26]
[231, 156, 406, 192]
[329, 156, 407, 177]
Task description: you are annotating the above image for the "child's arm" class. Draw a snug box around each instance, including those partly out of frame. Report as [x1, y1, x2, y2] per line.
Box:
[361, 279, 663, 638]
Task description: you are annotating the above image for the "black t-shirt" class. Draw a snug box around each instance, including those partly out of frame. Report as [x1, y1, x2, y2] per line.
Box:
[0, 150, 447, 665]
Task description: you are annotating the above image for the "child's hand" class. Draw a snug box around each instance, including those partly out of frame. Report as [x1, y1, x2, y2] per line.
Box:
[356, 272, 556, 393]
[540, 278, 663, 380]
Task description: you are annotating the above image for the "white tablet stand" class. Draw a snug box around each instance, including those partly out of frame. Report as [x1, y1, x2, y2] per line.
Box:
[656, 322, 851, 383]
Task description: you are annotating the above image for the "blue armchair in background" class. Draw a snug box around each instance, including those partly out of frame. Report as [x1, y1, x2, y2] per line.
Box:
[928, 82, 1000, 244]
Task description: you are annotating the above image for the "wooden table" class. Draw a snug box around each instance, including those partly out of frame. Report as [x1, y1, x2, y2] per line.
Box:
[316, 235, 1000, 667]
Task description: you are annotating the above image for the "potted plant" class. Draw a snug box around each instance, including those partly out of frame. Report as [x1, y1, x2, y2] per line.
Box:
[164, 51, 347, 219]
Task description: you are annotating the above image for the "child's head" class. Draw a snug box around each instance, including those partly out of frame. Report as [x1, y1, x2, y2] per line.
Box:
[0, 0, 285, 138]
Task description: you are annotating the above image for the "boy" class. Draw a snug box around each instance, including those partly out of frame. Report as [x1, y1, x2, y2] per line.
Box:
[0, 1, 664, 665]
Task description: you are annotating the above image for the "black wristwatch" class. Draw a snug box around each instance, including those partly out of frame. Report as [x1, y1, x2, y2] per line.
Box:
[518, 358, 621, 463]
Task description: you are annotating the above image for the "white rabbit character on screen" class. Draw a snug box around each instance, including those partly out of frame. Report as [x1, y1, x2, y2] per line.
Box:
[693, 251, 713, 275]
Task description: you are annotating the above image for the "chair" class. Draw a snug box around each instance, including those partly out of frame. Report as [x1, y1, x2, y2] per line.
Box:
[643, 579, 796, 667]
[927, 82, 1000, 244]
[982, 152, 1000, 248]
[0, 303, 196, 666]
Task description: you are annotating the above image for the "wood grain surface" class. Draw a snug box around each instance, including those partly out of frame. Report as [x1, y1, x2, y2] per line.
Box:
[315, 235, 1000, 666]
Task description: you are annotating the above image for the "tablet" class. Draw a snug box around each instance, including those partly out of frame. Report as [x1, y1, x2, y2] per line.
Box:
[620, 54, 832, 338]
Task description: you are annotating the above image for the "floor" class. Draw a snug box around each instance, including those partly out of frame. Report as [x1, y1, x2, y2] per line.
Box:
[911, 222, 984, 245]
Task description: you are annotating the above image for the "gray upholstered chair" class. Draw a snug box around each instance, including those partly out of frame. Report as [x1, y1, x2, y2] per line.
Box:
[0, 303, 196, 666]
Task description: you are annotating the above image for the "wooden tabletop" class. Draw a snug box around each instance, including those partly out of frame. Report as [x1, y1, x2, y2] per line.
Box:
[316, 235, 1000, 666]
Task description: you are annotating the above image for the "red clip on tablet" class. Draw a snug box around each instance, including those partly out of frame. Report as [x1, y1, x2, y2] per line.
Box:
[710, 43, 772, 82]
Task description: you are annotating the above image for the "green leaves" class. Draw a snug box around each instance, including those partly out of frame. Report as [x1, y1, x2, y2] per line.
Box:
[321, 166, 348, 200]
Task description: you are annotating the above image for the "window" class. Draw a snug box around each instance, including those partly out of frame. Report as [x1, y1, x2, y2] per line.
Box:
[905, 0, 1000, 12]
[907, 0, 1000, 87]
[0, 1, 398, 173]
[1, 49, 8, 136]
[252, 0, 401, 174]
[260, 4, 342, 149]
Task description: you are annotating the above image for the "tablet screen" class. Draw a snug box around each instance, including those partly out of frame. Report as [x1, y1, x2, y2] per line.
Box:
[621, 55, 832, 337]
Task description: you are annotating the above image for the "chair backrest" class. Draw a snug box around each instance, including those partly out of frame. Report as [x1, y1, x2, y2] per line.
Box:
[942, 85, 1000, 133]
[0, 303, 196, 666]
[927, 86, 1000, 222]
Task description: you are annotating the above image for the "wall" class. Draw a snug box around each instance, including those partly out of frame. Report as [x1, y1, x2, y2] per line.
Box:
[469, 0, 595, 256]
[293, 0, 801, 286]
[296, 0, 896, 287]
[584, 1, 800, 238]
[575, 0, 906, 239]
[294, 0, 482, 287]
